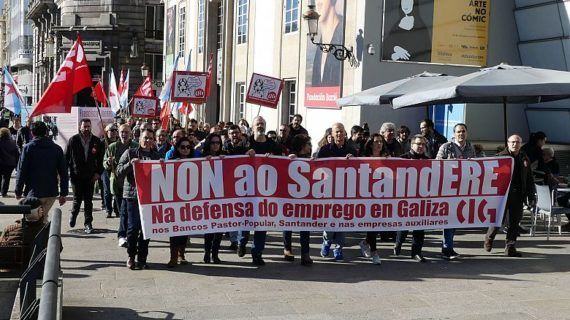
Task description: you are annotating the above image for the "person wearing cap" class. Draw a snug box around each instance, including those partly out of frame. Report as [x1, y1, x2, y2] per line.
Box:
[15, 121, 68, 219]
[0, 197, 47, 265]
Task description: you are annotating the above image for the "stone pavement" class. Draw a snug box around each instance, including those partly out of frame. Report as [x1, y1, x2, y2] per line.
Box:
[3, 193, 570, 320]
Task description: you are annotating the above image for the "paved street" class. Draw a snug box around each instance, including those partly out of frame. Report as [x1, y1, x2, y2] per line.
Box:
[3, 190, 570, 320]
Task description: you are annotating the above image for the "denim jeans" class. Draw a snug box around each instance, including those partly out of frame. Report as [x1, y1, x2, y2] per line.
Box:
[117, 196, 127, 238]
[238, 231, 249, 246]
[442, 229, 455, 250]
[126, 198, 150, 263]
[283, 231, 310, 254]
[101, 171, 113, 214]
[229, 231, 239, 243]
[250, 231, 267, 256]
[322, 231, 345, 249]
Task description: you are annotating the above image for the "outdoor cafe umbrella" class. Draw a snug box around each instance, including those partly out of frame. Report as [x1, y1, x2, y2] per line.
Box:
[392, 63, 570, 140]
[336, 72, 456, 107]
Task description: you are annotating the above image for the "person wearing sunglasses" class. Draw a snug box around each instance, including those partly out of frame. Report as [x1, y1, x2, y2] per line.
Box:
[166, 136, 195, 268]
[394, 134, 430, 263]
[201, 133, 226, 264]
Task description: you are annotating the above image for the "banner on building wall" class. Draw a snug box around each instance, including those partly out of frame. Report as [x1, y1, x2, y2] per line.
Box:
[170, 71, 209, 103]
[165, 5, 177, 76]
[382, 0, 490, 66]
[245, 73, 284, 108]
[305, 0, 346, 109]
[133, 155, 513, 239]
[131, 96, 159, 118]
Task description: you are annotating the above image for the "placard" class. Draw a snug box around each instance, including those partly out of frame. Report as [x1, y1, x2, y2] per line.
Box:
[131, 95, 159, 118]
[170, 71, 208, 103]
[245, 73, 284, 108]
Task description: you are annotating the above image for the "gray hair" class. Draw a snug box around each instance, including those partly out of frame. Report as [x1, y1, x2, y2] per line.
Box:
[411, 134, 427, 144]
[379, 122, 396, 134]
[543, 147, 555, 157]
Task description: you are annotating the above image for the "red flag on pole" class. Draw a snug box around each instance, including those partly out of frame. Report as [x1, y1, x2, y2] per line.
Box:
[159, 101, 170, 130]
[93, 80, 108, 107]
[118, 69, 126, 96]
[179, 102, 193, 115]
[204, 52, 214, 98]
[134, 75, 154, 97]
[30, 35, 92, 117]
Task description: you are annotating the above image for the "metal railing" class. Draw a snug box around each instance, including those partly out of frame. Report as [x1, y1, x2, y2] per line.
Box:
[38, 208, 62, 320]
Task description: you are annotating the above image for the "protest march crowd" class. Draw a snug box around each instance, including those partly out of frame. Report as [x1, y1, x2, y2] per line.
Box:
[1, 113, 569, 270]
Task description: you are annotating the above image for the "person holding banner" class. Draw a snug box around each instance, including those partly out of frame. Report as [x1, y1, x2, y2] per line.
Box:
[244, 116, 283, 266]
[484, 135, 536, 257]
[104, 124, 138, 248]
[436, 123, 476, 260]
[155, 129, 171, 159]
[116, 128, 161, 270]
[284, 134, 314, 266]
[317, 123, 357, 261]
[202, 133, 226, 264]
[223, 125, 250, 253]
[165, 129, 187, 160]
[394, 134, 430, 263]
[359, 134, 389, 265]
[380, 122, 404, 157]
[166, 136, 196, 267]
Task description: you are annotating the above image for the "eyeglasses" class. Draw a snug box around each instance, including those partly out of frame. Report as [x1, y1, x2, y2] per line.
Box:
[179, 145, 192, 150]
[110, 129, 118, 132]
[413, 142, 426, 146]
[507, 140, 521, 144]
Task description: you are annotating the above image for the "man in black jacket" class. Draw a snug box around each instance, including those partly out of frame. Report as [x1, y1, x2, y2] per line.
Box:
[485, 134, 536, 257]
[66, 118, 104, 233]
[394, 134, 430, 263]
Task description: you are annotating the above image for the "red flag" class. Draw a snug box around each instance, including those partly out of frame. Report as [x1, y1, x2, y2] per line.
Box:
[134, 75, 154, 97]
[205, 52, 214, 98]
[31, 35, 92, 117]
[179, 102, 193, 115]
[118, 69, 126, 96]
[159, 101, 170, 130]
[92, 80, 108, 107]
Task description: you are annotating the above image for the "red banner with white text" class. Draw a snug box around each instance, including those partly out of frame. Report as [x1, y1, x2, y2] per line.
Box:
[133, 156, 513, 239]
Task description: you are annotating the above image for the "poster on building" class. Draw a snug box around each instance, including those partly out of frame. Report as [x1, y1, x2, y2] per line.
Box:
[165, 5, 176, 75]
[382, 0, 490, 66]
[131, 96, 159, 118]
[305, 0, 345, 109]
[170, 71, 209, 103]
[245, 73, 284, 108]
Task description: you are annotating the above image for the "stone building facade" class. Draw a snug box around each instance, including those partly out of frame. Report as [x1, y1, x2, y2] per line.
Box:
[26, 0, 164, 106]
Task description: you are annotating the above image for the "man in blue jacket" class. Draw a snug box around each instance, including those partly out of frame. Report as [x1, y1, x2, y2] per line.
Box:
[15, 121, 68, 221]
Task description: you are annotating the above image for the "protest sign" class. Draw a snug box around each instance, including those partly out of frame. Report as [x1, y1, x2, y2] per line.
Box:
[245, 73, 284, 108]
[131, 96, 159, 118]
[170, 71, 209, 103]
[133, 156, 513, 239]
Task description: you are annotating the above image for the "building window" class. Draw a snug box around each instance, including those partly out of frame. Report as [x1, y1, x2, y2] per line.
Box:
[198, 0, 205, 53]
[283, 80, 296, 123]
[216, 1, 224, 49]
[145, 53, 164, 82]
[145, 5, 164, 40]
[236, 0, 248, 44]
[284, 0, 299, 34]
[236, 82, 246, 121]
[179, 6, 186, 57]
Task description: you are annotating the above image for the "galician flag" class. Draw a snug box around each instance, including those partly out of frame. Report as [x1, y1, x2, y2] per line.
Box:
[3, 67, 25, 115]
[108, 68, 121, 113]
[158, 54, 181, 105]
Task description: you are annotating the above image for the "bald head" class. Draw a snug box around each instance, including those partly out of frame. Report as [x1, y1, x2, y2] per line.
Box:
[172, 129, 186, 146]
[507, 134, 522, 154]
[331, 123, 346, 146]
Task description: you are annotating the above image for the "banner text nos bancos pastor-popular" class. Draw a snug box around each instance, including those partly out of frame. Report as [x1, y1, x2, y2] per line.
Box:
[133, 156, 513, 239]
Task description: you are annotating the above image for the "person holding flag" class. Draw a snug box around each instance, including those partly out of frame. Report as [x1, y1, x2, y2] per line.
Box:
[3, 67, 26, 116]
[118, 69, 130, 111]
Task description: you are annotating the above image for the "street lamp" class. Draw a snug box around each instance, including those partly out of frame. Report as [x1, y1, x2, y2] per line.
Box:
[141, 63, 150, 77]
[303, 4, 359, 67]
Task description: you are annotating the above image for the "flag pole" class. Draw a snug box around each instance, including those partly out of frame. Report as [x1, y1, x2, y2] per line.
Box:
[93, 99, 115, 173]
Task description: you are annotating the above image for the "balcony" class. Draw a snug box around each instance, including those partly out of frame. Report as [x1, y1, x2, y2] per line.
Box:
[27, 0, 55, 20]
